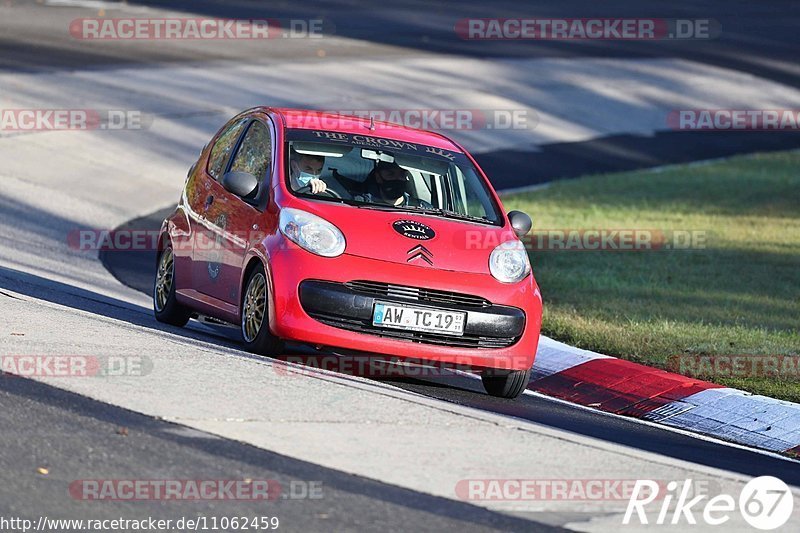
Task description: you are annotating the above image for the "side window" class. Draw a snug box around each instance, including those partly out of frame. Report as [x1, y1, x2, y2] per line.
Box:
[229, 121, 272, 181]
[207, 119, 248, 180]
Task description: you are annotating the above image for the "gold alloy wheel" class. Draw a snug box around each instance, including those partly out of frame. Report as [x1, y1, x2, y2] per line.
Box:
[154, 247, 174, 312]
[242, 272, 267, 343]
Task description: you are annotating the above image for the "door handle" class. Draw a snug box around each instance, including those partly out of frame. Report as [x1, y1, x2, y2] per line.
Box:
[204, 195, 214, 210]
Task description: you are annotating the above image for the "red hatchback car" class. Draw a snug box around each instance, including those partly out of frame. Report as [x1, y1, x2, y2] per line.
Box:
[154, 108, 542, 398]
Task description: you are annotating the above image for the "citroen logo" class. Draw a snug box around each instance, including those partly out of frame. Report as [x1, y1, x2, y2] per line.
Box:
[407, 244, 433, 266]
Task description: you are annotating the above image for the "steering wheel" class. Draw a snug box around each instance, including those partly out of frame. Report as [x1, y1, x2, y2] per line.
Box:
[296, 184, 342, 199]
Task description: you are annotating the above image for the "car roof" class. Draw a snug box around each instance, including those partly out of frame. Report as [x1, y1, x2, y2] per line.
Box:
[264, 107, 464, 152]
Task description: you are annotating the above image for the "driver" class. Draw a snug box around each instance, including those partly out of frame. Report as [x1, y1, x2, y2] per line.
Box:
[289, 150, 328, 194]
[362, 161, 431, 207]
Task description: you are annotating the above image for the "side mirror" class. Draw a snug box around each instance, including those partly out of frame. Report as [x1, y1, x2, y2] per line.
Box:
[508, 210, 532, 237]
[222, 171, 258, 198]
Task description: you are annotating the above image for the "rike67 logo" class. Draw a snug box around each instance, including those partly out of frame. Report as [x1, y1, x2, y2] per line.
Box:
[624, 476, 794, 529]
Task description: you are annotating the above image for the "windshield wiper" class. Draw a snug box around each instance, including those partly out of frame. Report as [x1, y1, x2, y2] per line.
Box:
[305, 195, 492, 223]
[352, 203, 412, 212]
[359, 203, 492, 223]
[411, 206, 491, 224]
[301, 195, 378, 208]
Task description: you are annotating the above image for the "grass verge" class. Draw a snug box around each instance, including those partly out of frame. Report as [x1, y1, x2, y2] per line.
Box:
[502, 150, 800, 402]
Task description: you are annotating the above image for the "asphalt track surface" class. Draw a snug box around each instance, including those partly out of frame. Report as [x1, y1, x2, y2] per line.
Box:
[2, 0, 800, 182]
[0, 375, 559, 532]
[109, 0, 800, 181]
[6, 1, 799, 87]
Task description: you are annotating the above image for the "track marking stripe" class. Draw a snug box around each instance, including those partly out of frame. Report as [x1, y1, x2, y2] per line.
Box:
[530, 358, 721, 415]
[530, 336, 610, 380]
[529, 342, 800, 454]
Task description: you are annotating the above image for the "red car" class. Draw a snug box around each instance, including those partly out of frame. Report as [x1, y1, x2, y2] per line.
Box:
[154, 108, 542, 398]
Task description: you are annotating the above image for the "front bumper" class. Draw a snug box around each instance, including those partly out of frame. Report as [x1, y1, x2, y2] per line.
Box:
[299, 280, 525, 349]
[265, 246, 542, 371]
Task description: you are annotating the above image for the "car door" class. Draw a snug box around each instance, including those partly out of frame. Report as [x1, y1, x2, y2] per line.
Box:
[189, 117, 249, 302]
[194, 118, 274, 307]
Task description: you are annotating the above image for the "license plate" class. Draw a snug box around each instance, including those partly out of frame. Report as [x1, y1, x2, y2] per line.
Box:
[372, 302, 466, 336]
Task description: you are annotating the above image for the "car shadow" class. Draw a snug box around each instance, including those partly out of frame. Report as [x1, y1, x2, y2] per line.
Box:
[0, 264, 244, 351]
[0, 264, 485, 394]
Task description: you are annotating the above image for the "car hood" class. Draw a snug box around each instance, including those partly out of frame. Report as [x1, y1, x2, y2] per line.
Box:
[294, 202, 517, 274]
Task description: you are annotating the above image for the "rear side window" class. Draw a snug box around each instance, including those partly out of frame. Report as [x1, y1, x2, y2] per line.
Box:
[207, 118, 248, 180]
[229, 121, 272, 180]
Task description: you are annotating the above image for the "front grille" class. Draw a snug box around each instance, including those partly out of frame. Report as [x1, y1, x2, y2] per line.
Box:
[345, 280, 491, 308]
[310, 312, 516, 349]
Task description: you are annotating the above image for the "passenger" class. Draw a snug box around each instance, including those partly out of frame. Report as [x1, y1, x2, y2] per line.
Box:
[362, 161, 431, 207]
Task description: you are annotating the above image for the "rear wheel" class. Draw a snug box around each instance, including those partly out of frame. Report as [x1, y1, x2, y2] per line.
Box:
[241, 264, 283, 355]
[481, 368, 531, 399]
[153, 244, 191, 327]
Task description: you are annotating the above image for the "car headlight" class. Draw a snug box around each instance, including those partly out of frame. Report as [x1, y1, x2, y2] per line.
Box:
[489, 240, 531, 283]
[279, 207, 345, 257]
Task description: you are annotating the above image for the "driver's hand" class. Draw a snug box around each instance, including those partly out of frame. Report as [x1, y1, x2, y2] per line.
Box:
[309, 178, 327, 194]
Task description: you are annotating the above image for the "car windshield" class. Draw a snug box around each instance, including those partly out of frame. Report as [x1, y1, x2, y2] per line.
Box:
[285, 129, 502, 225]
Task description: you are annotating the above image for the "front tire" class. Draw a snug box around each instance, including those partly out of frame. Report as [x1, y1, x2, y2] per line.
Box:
[153, 244, 191, 327]
[241, 263, 283, 355]
[481, 368, 531, 399]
